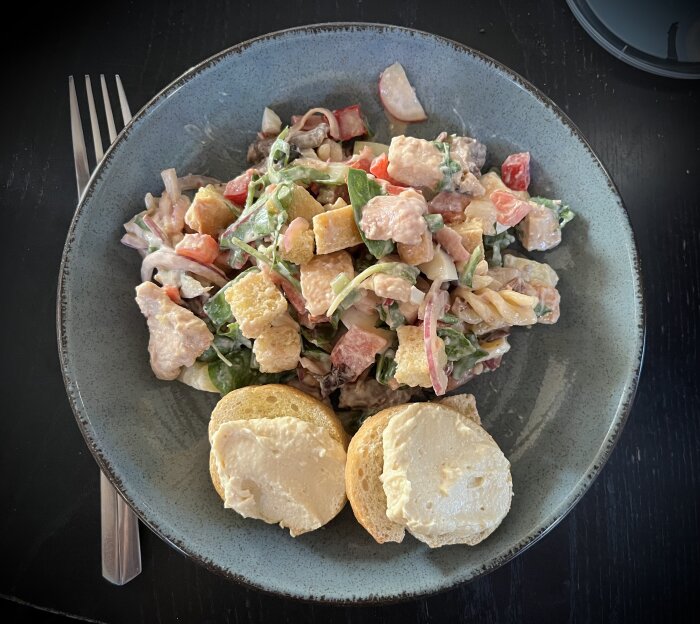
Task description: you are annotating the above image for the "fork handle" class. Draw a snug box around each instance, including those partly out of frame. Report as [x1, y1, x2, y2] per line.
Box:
[100, 471, 142, 585]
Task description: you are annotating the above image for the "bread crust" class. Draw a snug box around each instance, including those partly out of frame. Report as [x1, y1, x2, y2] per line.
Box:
[346, 395, 510, 547]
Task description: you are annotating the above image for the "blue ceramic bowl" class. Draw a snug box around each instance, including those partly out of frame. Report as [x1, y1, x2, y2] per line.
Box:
[58, 24, 644, 603]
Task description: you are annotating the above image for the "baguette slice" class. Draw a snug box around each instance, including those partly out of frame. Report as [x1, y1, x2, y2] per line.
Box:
[209, 384, 349, 501]
[345, 394, 482, 544]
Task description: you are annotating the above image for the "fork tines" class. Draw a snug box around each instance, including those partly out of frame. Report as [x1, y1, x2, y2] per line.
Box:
[68, 74, 132, 197]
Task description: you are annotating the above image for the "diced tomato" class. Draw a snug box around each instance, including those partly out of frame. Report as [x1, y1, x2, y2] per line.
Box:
[333, 105, 367, 141]
[428, 191, 469, 224]
[349, 158, 372, 172]
[491, 190, 533, 227]
[163, 285, 182, 304]
[223, 169, 254, 206]
[501, 152, 531, 191]
[175, 233, 220, 265]
[330, 326, 388, 381]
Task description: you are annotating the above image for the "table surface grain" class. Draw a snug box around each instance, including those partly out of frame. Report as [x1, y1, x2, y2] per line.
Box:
[1, 1, 699, 622]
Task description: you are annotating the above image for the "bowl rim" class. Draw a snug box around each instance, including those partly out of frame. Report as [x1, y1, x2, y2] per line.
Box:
[56, 22, 646, 605]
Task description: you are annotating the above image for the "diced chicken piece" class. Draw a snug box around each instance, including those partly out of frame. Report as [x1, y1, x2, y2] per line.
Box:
[428, 191, 469, 224]
[330, 326, 388, 382]
[363, 273, 414, 302]
[300, 251, 355, 316]
[313, 205, 363, 254]
[517, 204, 562, 251]
[394, 325, 447, 388]
[434, 226, 470, 262]
[387, 135, 443, 188]
[286, 185, 325, 222]
[279, 218, 315, 265]
[398, 231, 435, 265]
[359, 189, 428, 245]
[184, 185, 237, 236]
[135, 282, 213, 381]
[253, 325, 301, 373]
[224, 271, 287, 339]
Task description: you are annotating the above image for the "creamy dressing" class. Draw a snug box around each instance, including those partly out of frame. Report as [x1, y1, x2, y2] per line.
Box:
[359, 189, 428, 245]
[380, 404, 512, 547]
[211, 416, 346, 537]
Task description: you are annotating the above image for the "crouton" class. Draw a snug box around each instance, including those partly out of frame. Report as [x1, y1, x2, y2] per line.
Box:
[253, 325, 301, 373]
[278, 222, 315, 265]
[184, 185, 237, 236]
[397, 231, 434, 265]
[394, 325, 447, 388]
[224, 271, 287, 339]
[312, 205, 363, 255]
[287, 184, 324, 222]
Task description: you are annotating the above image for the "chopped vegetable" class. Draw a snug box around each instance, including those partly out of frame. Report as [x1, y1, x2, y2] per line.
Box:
[501, 152, 531, 191]
[530, 196, 576, 229]
[378, 62, 428, 122]
[458, 246, 483, 287]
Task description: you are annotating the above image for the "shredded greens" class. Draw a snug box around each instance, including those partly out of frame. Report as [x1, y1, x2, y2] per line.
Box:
[530, 196, 576, 229]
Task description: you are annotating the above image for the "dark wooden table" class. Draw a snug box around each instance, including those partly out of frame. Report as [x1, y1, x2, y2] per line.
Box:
[2, 1, 698, 622]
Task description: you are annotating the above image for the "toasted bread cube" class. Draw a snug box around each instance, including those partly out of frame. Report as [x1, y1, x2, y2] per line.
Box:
[287, 184, 324, 222]
[394, 325, 447, 388]
[450, 222, 483, 253]
[397, 231, 434, 265]
[253, 325, 301, 373]
[184, 185, 237, 236]
[300, 251, 354, 316]
[312, 205, 363, 255]
[279, 227, 315, 265]
[224, 271, 287, 339]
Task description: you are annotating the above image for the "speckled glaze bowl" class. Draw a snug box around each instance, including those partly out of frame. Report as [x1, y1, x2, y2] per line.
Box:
[57, 24, 644, 603]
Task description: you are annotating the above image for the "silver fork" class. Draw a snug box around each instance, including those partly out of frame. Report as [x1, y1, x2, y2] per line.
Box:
[68, 74, 142, 585]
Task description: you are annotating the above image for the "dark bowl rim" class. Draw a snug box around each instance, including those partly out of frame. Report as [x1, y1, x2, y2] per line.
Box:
[56, 22, 646, 606]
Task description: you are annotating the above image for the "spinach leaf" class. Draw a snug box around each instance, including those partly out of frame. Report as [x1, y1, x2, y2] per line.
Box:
[439, 313, 460, 324]
[378, 301, 406, 330]
[202, 268, 259, 329]
[375, 349, 398, 385]
[347, 168, 395, 259]
[207, 348, 290, 395]
[301, 324, 339, 353]
[449, 332, 488, 379]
